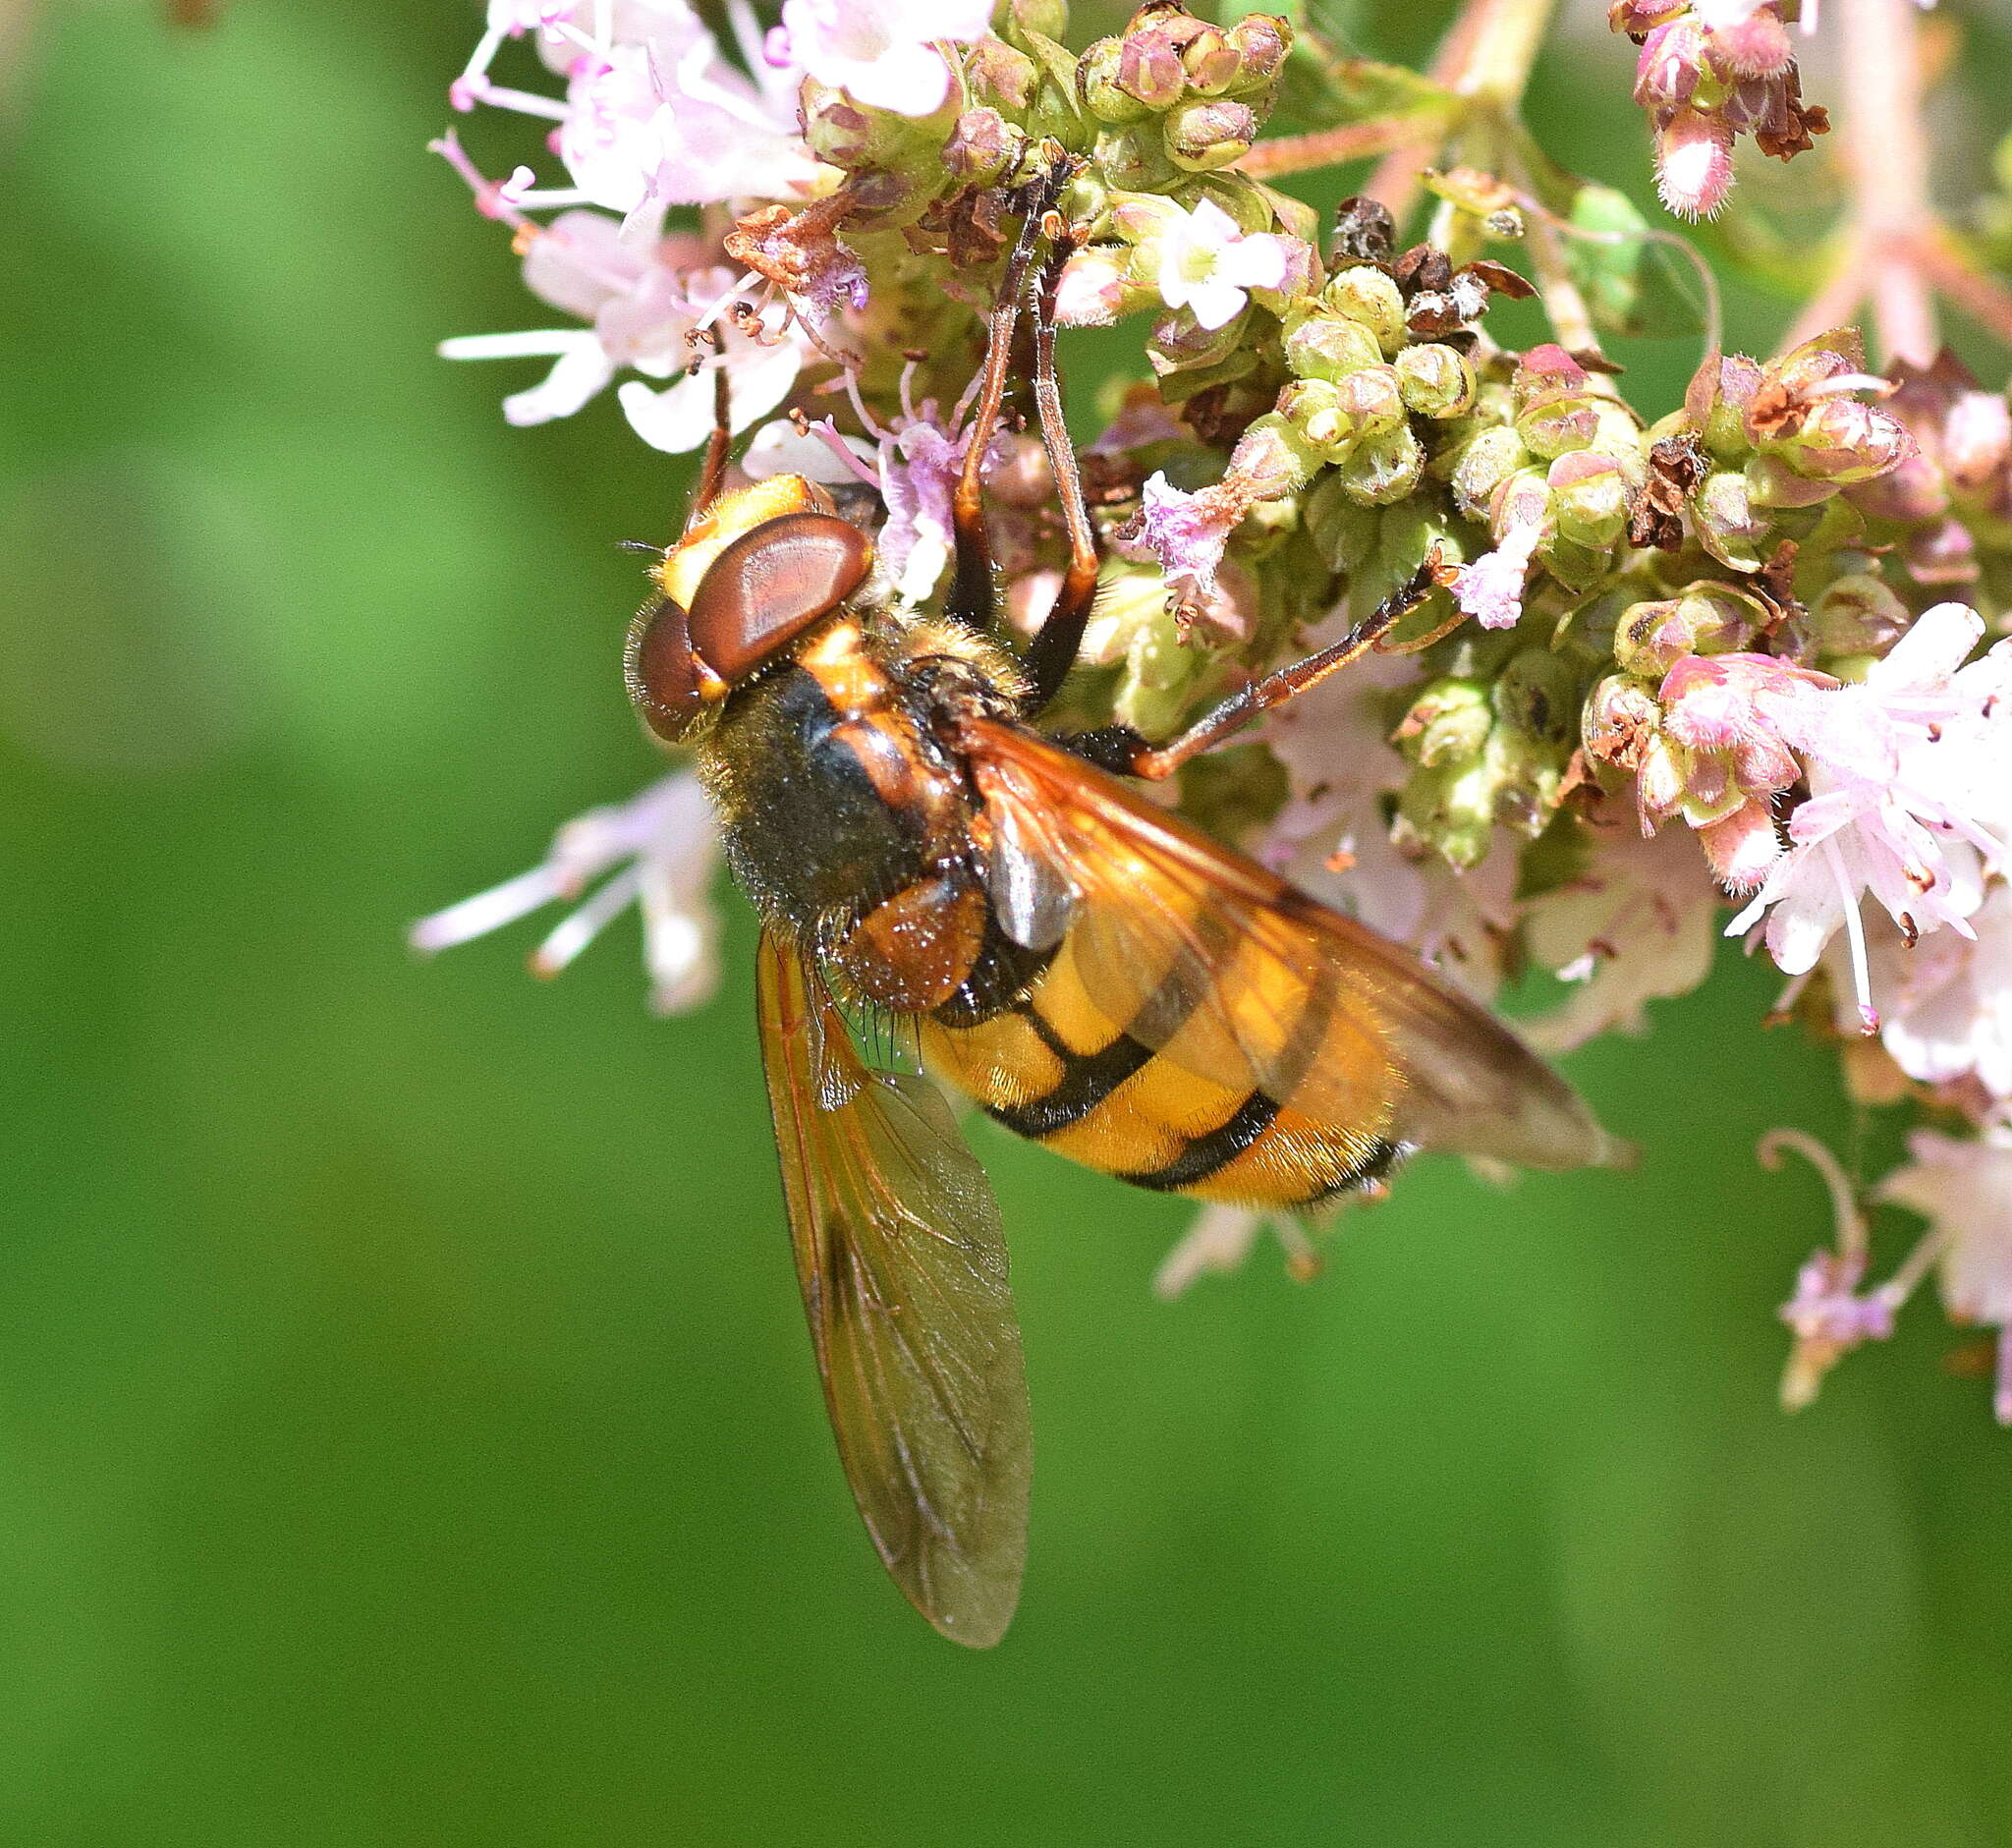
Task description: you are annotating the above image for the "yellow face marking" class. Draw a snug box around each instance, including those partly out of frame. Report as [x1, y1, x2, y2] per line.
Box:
[655, 475, 830, 610]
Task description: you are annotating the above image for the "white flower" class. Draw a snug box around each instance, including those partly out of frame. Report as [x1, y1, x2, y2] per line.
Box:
[765, 0, 993, 116]
[411, 772, 723, 1015]
[432, 195, 808, 445]
[1830, 880, 2012, 1100]
[1523, 820, 1720, 1050]
[1153, 198, 1294, 332]
[1728, 603, 2011, 1028]
[454, 0, 819, 223]
[1878, 1126, 2012, 1424]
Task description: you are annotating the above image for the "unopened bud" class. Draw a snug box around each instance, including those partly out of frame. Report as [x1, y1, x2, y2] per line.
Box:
[1334, 364, 1405, 437]
[1494, 647, 1578, 747]
[1277, 378, 1354, 455]
[1692, 469, 1768, 569]
[1614, 583, 1761, 675]
[1517, 393, 1599, 460]
[1282, 308, 1383, 383]
[1224, 14, 1289, 91]
[1322, 265, 1408, 356]
[1394, 342, 1477, 419]
[944, 107, 1026, 187]
[1583, 673, 1663, 773]
[1335, 424, 1425, 505]
[1779, 398, 1911, 482]
[1227, 412, 1322, 499]
[1547, 451, 1632, 549]
[1078, 36, 1150, 122]
[1180, 26, 1241, 94]
[1450, 426, 1529, 517]
[1711, 11, 1793, 79]
[1634, 19, 1707, 108]
[1117, 28, 1186, 110]
[1808, 574, 1911, 661]
[970, 35, 1040, 112]
[1655, 107, 1735, 219]
[1164, 97, 1256, 171]
[1398, 677, 1492, 766]
[1052, 246, 1137, 327]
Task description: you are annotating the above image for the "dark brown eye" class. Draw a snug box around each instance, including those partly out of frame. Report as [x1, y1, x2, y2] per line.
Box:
[686, 512, 872, 683]
[624, 595, 703, 743]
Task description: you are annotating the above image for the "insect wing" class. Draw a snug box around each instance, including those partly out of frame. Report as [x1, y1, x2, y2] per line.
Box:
[960, 719, 1625, 1178]
[754, 929, 1031, 1647]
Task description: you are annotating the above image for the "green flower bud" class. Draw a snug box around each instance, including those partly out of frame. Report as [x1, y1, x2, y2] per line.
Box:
[1545, 451, 1631, 550]
[1516, 392, 1598, 460]
[1485, 726, 1567, 835]
[1282, 308, 1383, 383]
[1117, 27, 1187, 110]
[1277, 378, 1355, 456]
[1492, 647, 1578, 747]
[1223, 14, 1290, 93]
[1180, 26, 1242, 93]
[1397, 755, 1496, 868]
[1691, 469, 1769, 571]
[943, 107, 1028, 187]
[1077, 36, 1149, 122]
[971, 33, 1040, 111]
[1398, 676, 1492, 766]
[1449, 425, 1528, 517]
[1335, 425, 1425, 506]
[1394, 342, 1477, 419]
[1227, 412, 1322, 499]
[1613, 582, 1762, 676]
[1334, 364, 1405, 436]
[1808, 573, 1911, 661]
[1582, 673, 1662, 772]
[1116, 607, 1206, 737]
[1096, 123, 1177, 191]
[1163, 97, 1256, 172]
[1322, 265, 1408, 356]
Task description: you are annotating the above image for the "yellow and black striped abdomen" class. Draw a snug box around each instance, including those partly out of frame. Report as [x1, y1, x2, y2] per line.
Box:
[919, 909, 1407, 1209]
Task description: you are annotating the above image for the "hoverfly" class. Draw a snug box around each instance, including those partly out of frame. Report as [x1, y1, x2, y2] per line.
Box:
[623, 169, 1621, 1647]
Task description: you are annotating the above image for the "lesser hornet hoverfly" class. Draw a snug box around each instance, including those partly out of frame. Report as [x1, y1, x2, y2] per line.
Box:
[623, 168, 1620, 1647]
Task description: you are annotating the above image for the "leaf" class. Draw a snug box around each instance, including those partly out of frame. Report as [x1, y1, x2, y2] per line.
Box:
[1268, 25, 1459, 142]
[1566, 184, 1705, 339]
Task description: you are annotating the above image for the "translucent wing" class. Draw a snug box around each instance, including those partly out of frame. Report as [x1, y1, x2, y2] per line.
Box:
[960, 718, 1627, 1180]
[754, 928, 1031, 1647]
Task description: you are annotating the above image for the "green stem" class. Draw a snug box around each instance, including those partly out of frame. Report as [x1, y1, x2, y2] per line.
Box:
[1450, 0, 1558, 105]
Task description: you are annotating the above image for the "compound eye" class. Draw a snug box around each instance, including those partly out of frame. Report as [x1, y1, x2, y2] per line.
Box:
[625, 595, 704, 743]
[685, 512, 872, 684]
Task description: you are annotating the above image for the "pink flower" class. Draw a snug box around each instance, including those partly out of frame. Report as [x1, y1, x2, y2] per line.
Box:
[766, 0, 993, 116]
[1523, 820, 1721, 1049]
[1152, 198, 1298, 332]
[1153, 1204, 1323, 1298]
[1727, 604, 2010, 1028]
[411, 772, 723, 1015]
[1129, 472, 1241, 609]
[1449, 519, 1541, 632]
[434, 201, 807, 444]
[453, 0, 818, 223]
[1878, 1126, 2012, 1424]
[1842, 880, 2012, 1101]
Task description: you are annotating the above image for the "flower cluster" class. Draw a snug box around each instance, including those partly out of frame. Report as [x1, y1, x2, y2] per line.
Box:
[420, 0, 2012, 1424]
[1608, 0, 1829, 217]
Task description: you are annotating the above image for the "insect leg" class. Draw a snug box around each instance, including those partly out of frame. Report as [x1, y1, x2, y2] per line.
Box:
[945, 152, 1074, 636]
[1051, 553, 1450, 781]
[1017, 236, 1103, 718]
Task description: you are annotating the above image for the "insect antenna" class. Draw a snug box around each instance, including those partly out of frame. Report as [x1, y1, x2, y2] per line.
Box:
[691, 360, 733, 526]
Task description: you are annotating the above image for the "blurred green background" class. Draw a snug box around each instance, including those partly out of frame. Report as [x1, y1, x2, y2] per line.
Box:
[5, 3, 2012, 1843]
